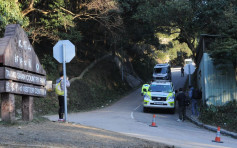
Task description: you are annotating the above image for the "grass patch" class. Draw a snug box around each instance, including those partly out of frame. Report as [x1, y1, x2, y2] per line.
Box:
[0, 116, 49, 126]
[199, 100, 237, 133]
[0, 120, 19, 126]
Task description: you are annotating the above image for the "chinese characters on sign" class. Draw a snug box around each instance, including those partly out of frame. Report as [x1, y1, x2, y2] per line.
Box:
[4, 81, 46, 96]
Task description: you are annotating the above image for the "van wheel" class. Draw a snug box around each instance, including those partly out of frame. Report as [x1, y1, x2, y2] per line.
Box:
[143, 107, 148, 113]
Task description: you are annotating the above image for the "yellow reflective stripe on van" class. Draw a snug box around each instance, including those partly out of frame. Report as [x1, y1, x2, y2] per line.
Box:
[167, 92, 173, 97]
[147, 92, 151, 97]
[144, 100, 149, 103]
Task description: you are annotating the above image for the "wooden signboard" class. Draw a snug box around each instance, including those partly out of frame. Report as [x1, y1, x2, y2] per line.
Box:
[0, 24, 46, 75]
[0, 81, 46, 97]
[0, 24, 47, 122]
[0, 67, 46, 86]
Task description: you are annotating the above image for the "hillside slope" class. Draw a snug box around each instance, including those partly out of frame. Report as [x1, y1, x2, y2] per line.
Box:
[31, 56, 135, 116]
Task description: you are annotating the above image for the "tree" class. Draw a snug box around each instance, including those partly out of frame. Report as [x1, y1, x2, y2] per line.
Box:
[202, 0, 237, 80]
[118, 0, 160, 47]
[0, 0, 29, 35]
[17, 0, 123, 45]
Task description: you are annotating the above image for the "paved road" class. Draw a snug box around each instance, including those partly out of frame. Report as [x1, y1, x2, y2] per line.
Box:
[46, 68, 237, 148]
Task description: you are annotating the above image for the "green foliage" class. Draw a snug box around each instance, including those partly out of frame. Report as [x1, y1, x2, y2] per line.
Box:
[59, 27, 82, 43]
[209, 38, 237, 69]
[196, 0, 237, 35]
[156, 30, 192, 64]
[199, 100, 237, 132]
[118, 0, 200, 59]
[37, 1, 76, 40]
[203, 1, 237, 68]
[0, 1, 29, 35]
[154, 0, 198, 51]
[41, 54, 58, 80]
[118, 0, 159, 47]
[34, 92, 59, 115]
[131, 52, 156, 82]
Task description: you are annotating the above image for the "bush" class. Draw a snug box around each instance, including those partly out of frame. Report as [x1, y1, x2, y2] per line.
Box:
[199, 100, 237, 133]
[67, 58, 131, 112]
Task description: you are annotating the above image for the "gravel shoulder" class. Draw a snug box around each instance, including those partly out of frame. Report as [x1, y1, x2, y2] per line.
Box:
[0, 119, 175, 148]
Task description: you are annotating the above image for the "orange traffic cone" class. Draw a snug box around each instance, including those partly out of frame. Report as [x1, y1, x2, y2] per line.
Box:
[150, 114, 157, 127]
[212, 126, 223, 143]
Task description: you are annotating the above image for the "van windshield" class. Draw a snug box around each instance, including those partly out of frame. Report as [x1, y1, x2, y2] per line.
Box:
[154, 68, 167, 74]
[185, 61, 192, 65]
[184, 59, 193, 65]
[148, 84, 172, 93]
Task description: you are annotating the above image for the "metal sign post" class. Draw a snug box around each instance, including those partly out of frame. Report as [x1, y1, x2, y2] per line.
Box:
[63, 44, 68, 121]
[184, 64, 196, 86]
[53, 40, 75, 122]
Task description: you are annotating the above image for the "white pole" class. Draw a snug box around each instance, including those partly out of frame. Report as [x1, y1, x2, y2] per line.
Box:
[63, 44, 67, 122]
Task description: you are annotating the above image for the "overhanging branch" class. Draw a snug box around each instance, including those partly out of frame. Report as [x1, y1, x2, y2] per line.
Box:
[21, 0, 49, 16]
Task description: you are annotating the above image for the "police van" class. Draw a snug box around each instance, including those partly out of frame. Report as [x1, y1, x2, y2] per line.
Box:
[142, 80, 176, 113]
[184, 58, 195, 66]
[153, 63, 171, 80]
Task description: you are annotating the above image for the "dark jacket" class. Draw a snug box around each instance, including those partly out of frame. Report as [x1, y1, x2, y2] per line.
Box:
[176, 91, 186, 107]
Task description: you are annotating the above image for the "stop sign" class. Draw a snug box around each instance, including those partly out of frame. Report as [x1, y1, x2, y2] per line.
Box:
[184, 64, 195, 74]
[53, 40, 75, 63]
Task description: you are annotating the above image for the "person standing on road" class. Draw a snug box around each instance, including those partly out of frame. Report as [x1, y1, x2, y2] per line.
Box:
[191, 88, 201, 117]
[55, 71, 70, 121]
[181, 67, 184, 77]
[176, 88, 187, 121]
[188, 86, 194, 99]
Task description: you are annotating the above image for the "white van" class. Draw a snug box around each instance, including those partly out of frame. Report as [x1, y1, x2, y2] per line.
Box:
[152, 63, 171, 80]
[184, 59, 194, 65]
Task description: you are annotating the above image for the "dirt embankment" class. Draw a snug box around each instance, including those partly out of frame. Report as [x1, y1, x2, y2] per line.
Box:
[0, 120, 175, 148]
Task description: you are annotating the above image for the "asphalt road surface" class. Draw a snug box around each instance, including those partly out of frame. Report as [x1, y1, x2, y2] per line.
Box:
[46, 68, 237, 148]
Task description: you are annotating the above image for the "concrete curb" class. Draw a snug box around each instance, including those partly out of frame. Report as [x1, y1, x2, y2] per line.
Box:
[186, 116, 237, 139]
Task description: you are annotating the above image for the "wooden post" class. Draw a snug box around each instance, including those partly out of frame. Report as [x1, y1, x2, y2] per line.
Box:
[1, 93, 15, 122]
[22, 96, 34, 121]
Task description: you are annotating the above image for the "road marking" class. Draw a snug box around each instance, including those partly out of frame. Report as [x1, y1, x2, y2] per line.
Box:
[131, 105, 141, 120]
[131, 112, 134, 119]
[134, 105, 141, 111]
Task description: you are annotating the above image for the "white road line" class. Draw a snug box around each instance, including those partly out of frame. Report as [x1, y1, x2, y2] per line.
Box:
[131, 112, 134, 119]
[131, 105, 141, 120]
[134, 105, 141, 111]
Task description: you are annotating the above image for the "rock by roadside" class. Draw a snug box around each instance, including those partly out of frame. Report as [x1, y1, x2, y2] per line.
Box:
[0, 120, 175, 148]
